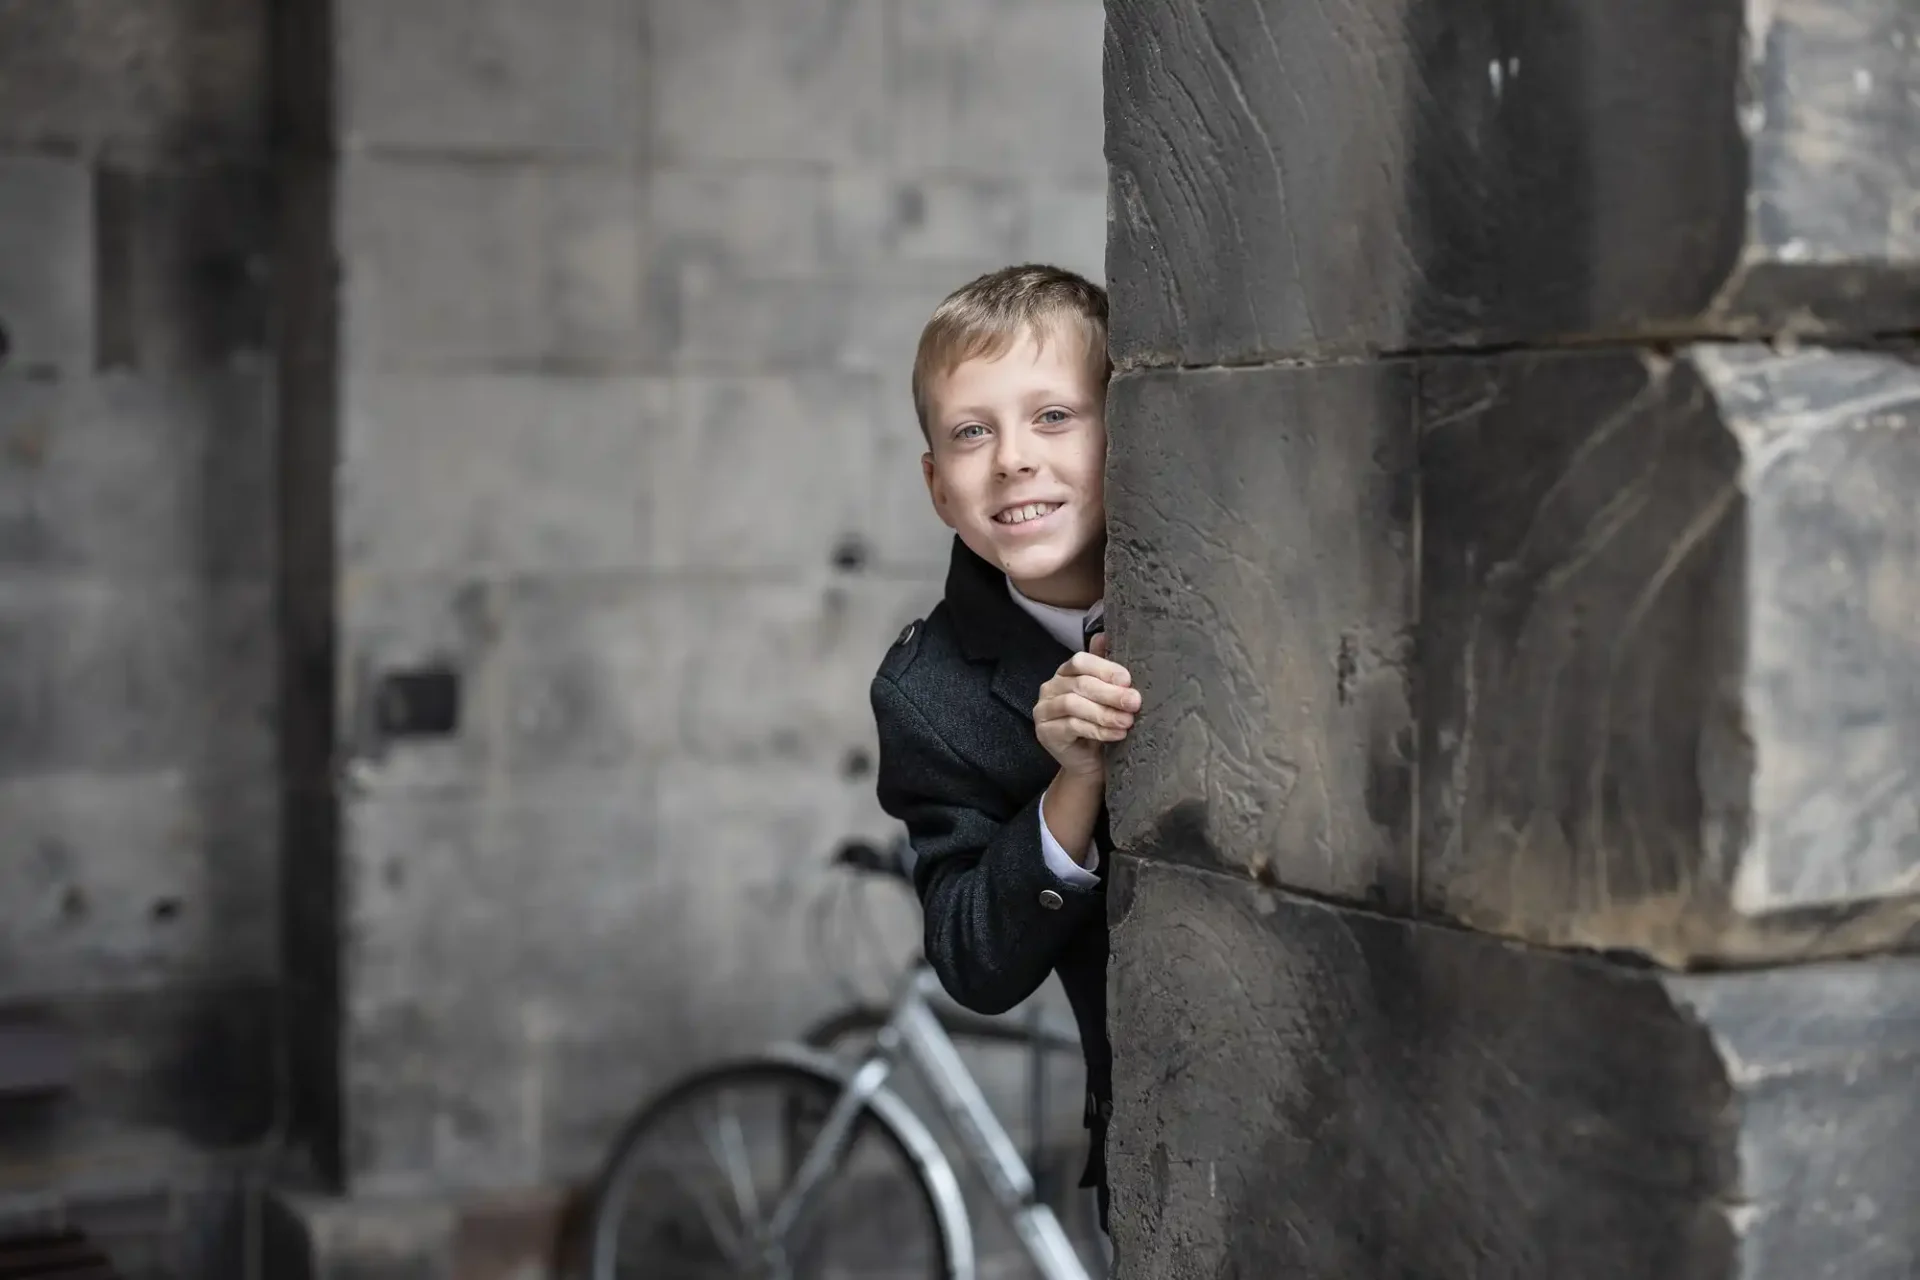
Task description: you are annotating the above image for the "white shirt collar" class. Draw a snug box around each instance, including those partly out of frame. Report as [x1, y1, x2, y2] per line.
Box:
[1006, 578, 1104, 652]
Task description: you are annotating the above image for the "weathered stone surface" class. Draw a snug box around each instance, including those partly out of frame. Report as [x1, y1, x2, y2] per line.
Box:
[335, 573, 506, 791]
[1105, 0, 1920, 368]
[0, 578, 274, 779]
[0, 154, 94, 373]
[1106, 363, 1419, 908]
[265, 1193, 454, 1280]
[338, 156, 644, 368]
[0, 982, 276, 1176]
[0, 370, 273, 578]
[337, 0, 641, 155]
[485, 576, 685, 776]
[0, 771, 276, 996]
[1420, 343, 1920, 963]
[93, 162, 270, 370]
[0, 0, 266, 152]
[667, 579, 927, 765]
[666, 267, 961, 378]
[339, 777, 656, 1191]
[892, 0, 1109, 180]
[339, 373, 665, 577]
[1108, 857, 1920, 1280]
[653, 0, 887, 166]
[265, 1187, 573, 1280]
[659, 375, 874, 571]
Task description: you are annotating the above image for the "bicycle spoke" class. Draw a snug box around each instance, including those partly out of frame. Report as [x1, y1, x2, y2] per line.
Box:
[707, 1093, 764, 1235]
[661, 1110, 751, 1266]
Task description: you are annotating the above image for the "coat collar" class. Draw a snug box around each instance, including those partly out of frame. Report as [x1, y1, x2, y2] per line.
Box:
[943, 536, 1072, 718]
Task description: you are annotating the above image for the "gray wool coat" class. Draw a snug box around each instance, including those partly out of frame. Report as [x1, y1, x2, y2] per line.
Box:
[871, 535, 1112, 1211]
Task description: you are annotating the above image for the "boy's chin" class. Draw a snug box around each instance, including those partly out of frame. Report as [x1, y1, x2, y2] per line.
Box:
[982, 531, 1103, 591]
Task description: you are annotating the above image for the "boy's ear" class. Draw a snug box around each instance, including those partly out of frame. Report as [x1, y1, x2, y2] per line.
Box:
[921, 452, 957, 530]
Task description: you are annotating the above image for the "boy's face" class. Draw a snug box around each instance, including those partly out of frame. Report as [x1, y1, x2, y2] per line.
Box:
[921, 321, 1107, 608]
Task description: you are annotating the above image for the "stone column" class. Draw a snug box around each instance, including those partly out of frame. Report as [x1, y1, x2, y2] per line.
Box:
[269, 0, 651, 1274]
[1102, 0, 1920, 1275]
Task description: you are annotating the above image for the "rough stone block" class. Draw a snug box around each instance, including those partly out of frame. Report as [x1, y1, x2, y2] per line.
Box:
[0, 369, 273, 578]
[0, 154, 94, 373]
[264, 1193, 453, 1280]
[891, 0, 1108, 181]
[265, 1188, 573, 1280]
[1105, 0, 1920, 367]
[0, 771, 276, 998]
[671, 578, 928, 766]
[648, 167, 848, 284]
[875, 176, 1030, 268]
[666, 266, 973, 381]
[0, 579, 274, 780]
[653, 0, 886, 165]
[1107, 857, 1920, 1280]
[0, 0, 266, 151]
[1419, 344, 1920, 964]
[1106, 363, 1418, 908]
[338, 155, 643, 368]
[339, 373, 666, 577]
[489, 576, 681, 778]
[656, 375, 874, 572]
[93, 162, 269, 370]
[0, 982, 276, 1171]
[648, 169, 1029, 291]
[337, 0, 641, 154]
[336, 573, 508, 792]
[338, 776, 657, 1191]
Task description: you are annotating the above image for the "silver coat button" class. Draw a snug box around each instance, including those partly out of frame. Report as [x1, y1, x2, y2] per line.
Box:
[1038, 888, 1065, 910]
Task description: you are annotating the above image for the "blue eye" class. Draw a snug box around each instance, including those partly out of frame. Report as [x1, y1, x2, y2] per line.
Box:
[1038, 408, 1071, 425]
[955, 423, 988, 440]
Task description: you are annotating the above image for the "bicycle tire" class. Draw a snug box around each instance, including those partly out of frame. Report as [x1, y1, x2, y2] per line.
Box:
[584, 1052, 971, 1280]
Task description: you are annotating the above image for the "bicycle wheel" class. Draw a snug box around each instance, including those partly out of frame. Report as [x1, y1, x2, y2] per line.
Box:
[586, 1056, 962, 1280]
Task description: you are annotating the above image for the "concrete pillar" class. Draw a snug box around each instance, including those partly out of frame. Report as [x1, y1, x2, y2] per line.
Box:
[1103, 0, 1920, 1274]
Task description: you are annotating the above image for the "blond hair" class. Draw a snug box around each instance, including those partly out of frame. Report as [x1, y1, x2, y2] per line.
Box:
[911, 264, 1111, 437]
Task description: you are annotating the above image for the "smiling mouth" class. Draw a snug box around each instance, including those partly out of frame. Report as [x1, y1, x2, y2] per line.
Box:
[994, 502, 1063, 526]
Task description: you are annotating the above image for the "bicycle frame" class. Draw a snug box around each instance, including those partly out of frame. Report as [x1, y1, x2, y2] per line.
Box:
[767, 962, 1096, 1280]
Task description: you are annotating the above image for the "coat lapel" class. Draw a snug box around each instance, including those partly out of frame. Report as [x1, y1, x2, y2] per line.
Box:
[943, 536, 1073, 721]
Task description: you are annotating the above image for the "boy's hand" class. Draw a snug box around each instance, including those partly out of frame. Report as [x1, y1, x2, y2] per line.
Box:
[1033, 633, 1140, 779]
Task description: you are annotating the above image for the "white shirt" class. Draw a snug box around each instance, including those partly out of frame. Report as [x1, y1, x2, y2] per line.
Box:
[1006, 579, 1105, 888]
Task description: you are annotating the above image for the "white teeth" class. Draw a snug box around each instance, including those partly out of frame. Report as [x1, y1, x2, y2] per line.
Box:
[996, 502, 1059, 525]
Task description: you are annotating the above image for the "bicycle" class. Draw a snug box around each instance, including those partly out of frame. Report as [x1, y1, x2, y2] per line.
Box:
[582, 835, 1108, 1279]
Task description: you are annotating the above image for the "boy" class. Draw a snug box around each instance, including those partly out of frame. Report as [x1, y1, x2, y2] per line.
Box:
[870, 264, 1139, 1231]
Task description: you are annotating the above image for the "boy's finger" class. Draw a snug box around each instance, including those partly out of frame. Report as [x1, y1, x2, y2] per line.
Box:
[1072, 675, 1142, 712]
[1055, 691, 1135, 729]
[1063, 649, 1132, 687]
[1064, 716, 1127, 743]
[1090, 632, 1110, 659]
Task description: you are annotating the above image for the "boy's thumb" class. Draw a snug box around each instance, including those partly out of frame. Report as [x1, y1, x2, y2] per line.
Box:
[1090, 632, 1109, 658]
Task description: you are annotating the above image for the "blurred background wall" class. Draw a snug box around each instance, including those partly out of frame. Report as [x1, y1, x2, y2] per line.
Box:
[0, 0, 1108, 1273]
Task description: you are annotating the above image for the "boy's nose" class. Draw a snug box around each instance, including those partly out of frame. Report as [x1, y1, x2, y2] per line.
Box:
[993, 427, 1037, 476]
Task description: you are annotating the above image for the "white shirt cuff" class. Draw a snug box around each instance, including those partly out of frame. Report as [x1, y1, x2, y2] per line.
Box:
[1038, 794, 1101, 887]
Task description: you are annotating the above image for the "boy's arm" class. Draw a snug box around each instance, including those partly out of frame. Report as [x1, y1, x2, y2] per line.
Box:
[873, 674, 1101, 1015]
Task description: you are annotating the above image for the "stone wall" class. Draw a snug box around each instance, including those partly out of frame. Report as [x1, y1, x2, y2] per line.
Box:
[1104, 0, 1920, 1275]
[0, 2, 278, 1274]
[1, 0, 1109, 1275]
[301, 0, 1107, 1198]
